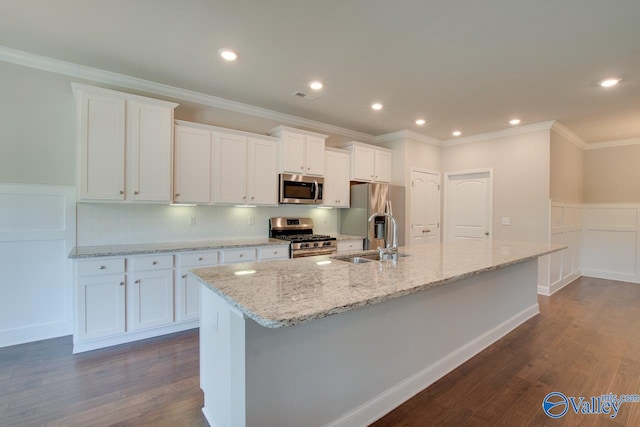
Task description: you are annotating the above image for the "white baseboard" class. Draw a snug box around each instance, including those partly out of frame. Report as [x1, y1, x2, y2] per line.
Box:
[538, 272, 582, 296]
[582, 271, 639, 284]
[72, 320, 199, 353]
[0, 320, 72, 348]
[326, 303, 540, 427]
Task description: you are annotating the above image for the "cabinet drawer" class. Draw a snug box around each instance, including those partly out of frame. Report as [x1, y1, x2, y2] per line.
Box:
[258, 245, 290, 261]
[180, 251, 219, 267]
[222, 248, 256, 264]
[77, 258, 125, 277]
[337, 240, 363, 253]
[129, 254, 173, 271]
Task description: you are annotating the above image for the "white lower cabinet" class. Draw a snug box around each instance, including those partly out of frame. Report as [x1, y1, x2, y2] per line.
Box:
[77, 272, 126, 341]
[73, 245, 291, 353]
[337, 239, 364, 253]
[128, 267, 174, 331]
[176, 251, 219, 322]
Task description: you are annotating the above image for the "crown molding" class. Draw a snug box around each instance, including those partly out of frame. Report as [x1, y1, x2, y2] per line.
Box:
[442, 121, 555, 147]
[550, 121, 587, 149]
[583, 137, 640, 150]
[0, 45, 375, 142]
[374, 130, 442, 146]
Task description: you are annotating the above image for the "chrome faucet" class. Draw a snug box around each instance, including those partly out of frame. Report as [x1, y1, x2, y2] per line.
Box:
[368, 212, 398, 261]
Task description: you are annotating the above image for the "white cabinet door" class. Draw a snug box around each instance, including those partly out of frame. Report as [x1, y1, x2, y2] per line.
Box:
[305, 136, 325, 176]
[248, 138, 278, 205]
[128, 101, 174, 202]
[174, 125, 212, 203]
[77, 274, 126, 340]
[177, 271, 202, 322]
[374, 149, 392, 183]
[324, 150, 350, 207]
[282, 132, 306, 174]
[78, 92, 126, 200]
[351, 145, 375, 182]
[129, 269, 174, 331]
[215, 133, 248, 204]
[337, 239, 364, 253]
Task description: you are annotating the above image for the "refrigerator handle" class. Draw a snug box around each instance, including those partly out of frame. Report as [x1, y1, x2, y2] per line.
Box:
[386, 200, 393, 216]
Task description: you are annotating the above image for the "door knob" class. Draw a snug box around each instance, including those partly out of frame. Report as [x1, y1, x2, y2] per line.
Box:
[484, 231, 490, 236]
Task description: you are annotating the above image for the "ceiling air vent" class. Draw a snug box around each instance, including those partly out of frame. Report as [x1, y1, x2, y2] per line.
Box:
[292, 91, 317, 101]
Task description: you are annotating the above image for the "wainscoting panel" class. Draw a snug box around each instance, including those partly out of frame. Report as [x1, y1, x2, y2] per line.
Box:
[582, 205, 640, 283]
[538, 201, 582, 295]
[0, 183, 75, 348]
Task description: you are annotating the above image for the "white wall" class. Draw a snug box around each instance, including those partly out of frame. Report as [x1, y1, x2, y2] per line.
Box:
[550, 129, 583, 203]
[442, 129, 551, 243]
[0, 184, 75, 347]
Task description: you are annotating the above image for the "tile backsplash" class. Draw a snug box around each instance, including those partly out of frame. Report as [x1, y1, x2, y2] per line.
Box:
[76, 203, 338, 246]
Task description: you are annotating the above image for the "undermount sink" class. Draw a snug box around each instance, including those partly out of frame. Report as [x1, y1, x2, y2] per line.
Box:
[334, 252, 409, 264]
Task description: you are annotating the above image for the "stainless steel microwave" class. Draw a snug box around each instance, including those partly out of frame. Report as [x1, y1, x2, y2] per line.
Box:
[279, 174, 323, 204]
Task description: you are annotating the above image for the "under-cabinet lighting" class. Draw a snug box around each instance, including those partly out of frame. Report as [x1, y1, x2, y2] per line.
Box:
[316, 260, 332, 266]
[317, 206, 333, 209]
[234, 270, 256, 276]
[235, 205, 257, 208]
[170, 203, 197, 207]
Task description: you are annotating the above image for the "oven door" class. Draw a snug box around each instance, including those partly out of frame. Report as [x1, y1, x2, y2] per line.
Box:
[292, 248, 336, 258]
[280, 174, 323, 204]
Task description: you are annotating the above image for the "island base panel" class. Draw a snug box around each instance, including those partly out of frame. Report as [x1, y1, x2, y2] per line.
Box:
[201, 258, 539, 427]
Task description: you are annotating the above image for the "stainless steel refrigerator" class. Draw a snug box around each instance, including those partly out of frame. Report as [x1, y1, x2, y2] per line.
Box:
[339, 183, 405, 250]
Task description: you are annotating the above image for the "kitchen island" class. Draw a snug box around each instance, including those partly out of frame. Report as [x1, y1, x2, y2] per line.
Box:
[192, 240, 564, 427]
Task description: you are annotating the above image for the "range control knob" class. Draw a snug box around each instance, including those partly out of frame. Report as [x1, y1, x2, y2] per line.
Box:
[323, 242, 332, 247]
[301, 243, 309, 248]
[313, 242, 319, 247]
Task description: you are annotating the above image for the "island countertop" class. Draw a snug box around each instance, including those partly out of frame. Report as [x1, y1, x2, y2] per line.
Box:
[191, 240, 565, 328]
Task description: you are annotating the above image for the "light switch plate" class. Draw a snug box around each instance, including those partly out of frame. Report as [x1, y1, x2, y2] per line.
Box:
[501, 217, 511, 226]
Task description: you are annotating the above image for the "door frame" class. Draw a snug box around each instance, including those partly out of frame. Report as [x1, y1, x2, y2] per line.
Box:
[443, 168, 493, 242]
[409, 167, 441, 244]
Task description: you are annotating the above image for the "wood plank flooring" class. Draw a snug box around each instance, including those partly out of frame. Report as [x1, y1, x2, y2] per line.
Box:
[1, 276, 640, 426]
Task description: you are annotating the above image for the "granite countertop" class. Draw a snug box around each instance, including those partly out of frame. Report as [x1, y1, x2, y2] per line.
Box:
[191, 240, 565, 329]
[68, 237, 288, 258]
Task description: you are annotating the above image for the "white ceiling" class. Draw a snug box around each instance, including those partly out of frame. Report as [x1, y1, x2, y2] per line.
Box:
[1, 0, 639, 143]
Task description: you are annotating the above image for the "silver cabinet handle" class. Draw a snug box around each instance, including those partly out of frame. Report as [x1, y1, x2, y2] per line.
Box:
[182, 274, 187, 279]
[152, 261, 158, 265]
[119, 282, 124, 286]
[198, 257, 204, 261]
[134, 191, 139, 195]
[119, 190, 124, 195]
[175, 193, 180, 197]
[99, 265, 106, 270]
[251, 196, 254, 200]
[239, 253, 244, 257]
[485, 231, 490, 236]
[135, 280, 140, 284]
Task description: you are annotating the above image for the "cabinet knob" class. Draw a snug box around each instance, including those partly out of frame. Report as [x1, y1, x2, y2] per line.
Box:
[175, 193, 180, 197]
[307, 167, 310, 170]
[274, 251, 278, 254]
[198, 257, 204, 261]
[300, 166, 304, 170]
[119, 190, 124, 195]
[134, 191, 139, 195]
[99, 265, 106, 270]
[485, 231, 490, 236]
[135, 280, 140, 284]
[119, 282, 124, 286]
[152, 261, 158, 265]
[371, 175, 374, 178]
[375, 176, 378, 178]
[251, 196, 254, 200]
[182, 274, 187, 279]
[239, 253, 244, 257]
[243, 196, 246, 200]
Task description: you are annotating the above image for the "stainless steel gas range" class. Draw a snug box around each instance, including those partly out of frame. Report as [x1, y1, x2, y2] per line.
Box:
[269, 217, 337, 258]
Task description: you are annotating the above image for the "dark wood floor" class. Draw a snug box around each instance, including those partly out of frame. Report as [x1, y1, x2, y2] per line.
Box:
[1, 276, 639, 426]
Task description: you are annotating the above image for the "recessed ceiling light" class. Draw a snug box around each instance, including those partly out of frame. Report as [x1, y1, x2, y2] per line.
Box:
[452, 131, 462, 137]
[309, 81, 323, 90]
[600, 78, 620, 88]
[415, 119, 426, 126]
[509, 119, 521, 125]
[371, 103, 383, 111]
[218, 48, 239, 61]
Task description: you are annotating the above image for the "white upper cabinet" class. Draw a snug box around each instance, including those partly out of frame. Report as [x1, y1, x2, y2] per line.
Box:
[341, 141, 392, 183]
[269, 126, 328, 176]
[323, 148, 350, 208]
[174, 124, 212, 204]
[213, 130, 278, 206]
[73, 83, 178, 202]
[248, 137, 278, 205]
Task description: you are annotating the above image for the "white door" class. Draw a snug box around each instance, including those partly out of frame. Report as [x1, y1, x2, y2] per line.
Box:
[248, 138, 278, 205]
[410, 169, 441, 244]
[304, 136, 325, 176]
[174, 125, 212, 204]
[128, 101, 173, 202]
[445, 170, 493, 241]
[215, 133, 248, 204]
